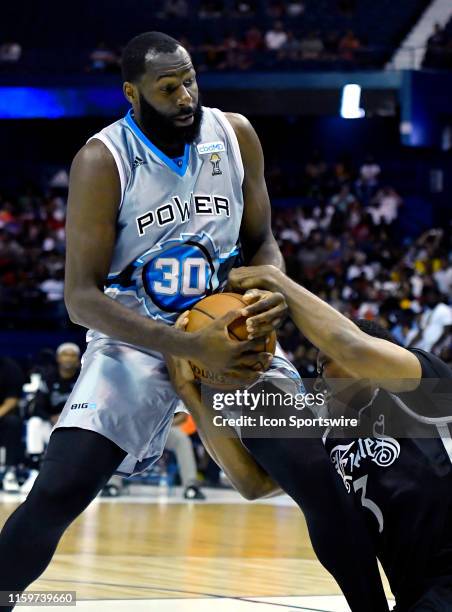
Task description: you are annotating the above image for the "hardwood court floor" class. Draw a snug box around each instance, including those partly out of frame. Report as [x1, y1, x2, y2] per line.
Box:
[0, 487, 393, 611]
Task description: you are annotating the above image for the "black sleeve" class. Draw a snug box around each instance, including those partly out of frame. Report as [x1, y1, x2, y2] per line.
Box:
[32, 389, 52, 419]
[395, 349, 452, 421]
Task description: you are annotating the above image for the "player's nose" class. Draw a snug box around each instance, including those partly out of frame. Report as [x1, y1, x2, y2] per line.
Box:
[177, 85, 193, 108]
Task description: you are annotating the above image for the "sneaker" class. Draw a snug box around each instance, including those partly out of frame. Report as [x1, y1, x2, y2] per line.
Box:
[183, 485, 206, 500]
[20, 469, 39, 494]
[2, 469, 20, 493]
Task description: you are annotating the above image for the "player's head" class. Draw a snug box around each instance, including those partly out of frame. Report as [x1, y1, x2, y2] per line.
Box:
[56, 343, 81, 373]
[122, 32, 202, 145]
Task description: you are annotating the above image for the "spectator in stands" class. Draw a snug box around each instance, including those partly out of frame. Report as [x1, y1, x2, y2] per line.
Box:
[165, 412, 206, 500]
[233, 0, 256, 17]
[330, 184, 356, 214]
[434, 255, 452, 297]
[355, 154, 381, 201]
[243, 25, 263, 52]
[0, 356, 25, 492]
[88, 42, 119, 73]
[159, 0, 189, 19]
[300, 31, 324, 60]
[338, 29, 361, 61]
[407, 286, 452, 354]
[279, 31, 302, 62]
[286, 1, 305, 18]
[368, 186, 402, 226]
[0, 41, 22, 63]
[21, 343, 81, 493]
[265, 21, 288, 51]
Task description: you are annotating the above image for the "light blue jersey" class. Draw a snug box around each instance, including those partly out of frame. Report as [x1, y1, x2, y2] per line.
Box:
[87, 106, 244, 340]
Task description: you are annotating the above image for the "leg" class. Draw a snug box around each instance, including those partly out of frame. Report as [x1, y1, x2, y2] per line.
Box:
[0, 427, 126, 608]
[242, 435, 389, 612]
[165, 427, 198, 488]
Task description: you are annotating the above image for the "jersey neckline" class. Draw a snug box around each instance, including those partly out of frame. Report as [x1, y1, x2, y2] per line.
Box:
[124, 109, 190, 177]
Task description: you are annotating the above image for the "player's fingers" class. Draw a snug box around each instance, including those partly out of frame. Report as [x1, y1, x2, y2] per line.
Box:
[242, 289, 269, 305]
[246, 304, 287, 329]
[218, 309, 245, 330]
[246, 324, 277, 339]
[241, 292, 285, 317]
[175, 310, 190, 330]
[233, 338, 264, 354]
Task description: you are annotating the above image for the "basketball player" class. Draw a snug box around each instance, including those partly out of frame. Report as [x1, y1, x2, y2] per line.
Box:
[0, 33, 385, 611]
[170, 264, 452, 611]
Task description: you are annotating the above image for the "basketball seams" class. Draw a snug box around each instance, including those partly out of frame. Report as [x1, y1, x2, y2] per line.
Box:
[191, 305, 242, 341]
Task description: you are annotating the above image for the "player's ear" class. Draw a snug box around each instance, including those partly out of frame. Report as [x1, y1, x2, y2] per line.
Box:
[123, 82, 137, 105]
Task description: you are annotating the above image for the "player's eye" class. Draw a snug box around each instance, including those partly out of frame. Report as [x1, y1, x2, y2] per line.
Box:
[183, 78, 194, 87]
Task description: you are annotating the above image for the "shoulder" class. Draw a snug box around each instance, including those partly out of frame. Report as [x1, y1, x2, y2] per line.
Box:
[409, 348, 452, 379]
[71, 138, 117, 173]
[224, 112, 255, 142]
[223, 112, 262, 165]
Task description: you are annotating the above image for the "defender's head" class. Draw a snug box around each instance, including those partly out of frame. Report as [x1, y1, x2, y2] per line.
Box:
[122, 32, 202, 144]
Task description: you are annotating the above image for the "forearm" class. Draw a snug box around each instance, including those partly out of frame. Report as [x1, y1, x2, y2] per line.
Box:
[66, 288, 195, 358]
[0, 398, 19, 418]
[175, 382, 278, 499]
[248, 235, 285, 272]
[270, 274, 364, 368]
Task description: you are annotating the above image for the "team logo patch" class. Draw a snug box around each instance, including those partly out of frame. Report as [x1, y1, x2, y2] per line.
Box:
[210, 153, 222, 176]
[196, 141, 225, 155]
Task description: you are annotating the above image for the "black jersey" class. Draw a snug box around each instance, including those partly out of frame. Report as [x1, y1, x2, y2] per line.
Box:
[324, 349, 452, 610]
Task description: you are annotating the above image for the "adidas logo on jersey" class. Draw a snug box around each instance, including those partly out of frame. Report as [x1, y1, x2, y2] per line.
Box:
[133, 156, 147, 169]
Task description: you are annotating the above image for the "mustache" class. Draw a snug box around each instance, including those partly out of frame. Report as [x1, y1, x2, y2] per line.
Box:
[175, 107, 195, 117]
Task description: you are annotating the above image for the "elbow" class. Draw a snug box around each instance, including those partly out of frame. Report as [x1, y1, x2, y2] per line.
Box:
[64, 287, 87, 326]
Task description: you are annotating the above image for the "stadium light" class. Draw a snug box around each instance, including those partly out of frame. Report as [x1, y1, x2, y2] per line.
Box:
[340, 84, 365, 119]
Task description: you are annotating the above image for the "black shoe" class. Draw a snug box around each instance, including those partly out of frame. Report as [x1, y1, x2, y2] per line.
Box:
[183, 485, 206, 500]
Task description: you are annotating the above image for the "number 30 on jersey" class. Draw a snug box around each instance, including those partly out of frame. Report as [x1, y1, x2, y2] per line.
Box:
[142, 242, 214, 312]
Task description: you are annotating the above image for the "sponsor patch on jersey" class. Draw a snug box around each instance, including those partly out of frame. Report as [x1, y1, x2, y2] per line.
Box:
[197, 141, 226, 155]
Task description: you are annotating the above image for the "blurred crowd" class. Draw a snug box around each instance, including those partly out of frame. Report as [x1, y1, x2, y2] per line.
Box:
[0, 0, 375, 74]
[273, 153, 452, 374]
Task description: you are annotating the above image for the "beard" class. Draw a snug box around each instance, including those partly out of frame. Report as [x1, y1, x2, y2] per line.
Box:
[138, 92, 203, 146]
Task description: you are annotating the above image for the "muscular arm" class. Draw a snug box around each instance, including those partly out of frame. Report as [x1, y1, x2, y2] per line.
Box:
[226, 113, 284, 271]
[232, 266, 422, 393]
[65, 140, 202, 358]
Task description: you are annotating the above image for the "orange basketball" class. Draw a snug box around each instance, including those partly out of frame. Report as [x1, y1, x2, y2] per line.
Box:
[185, 292, 276, 388]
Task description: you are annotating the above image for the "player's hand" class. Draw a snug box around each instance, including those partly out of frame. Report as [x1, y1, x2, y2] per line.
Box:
[240, 289, 287, 339]
[191, 309, 273, 382]
[166, 312, 198, 393]
[228, 265, 283, 292]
